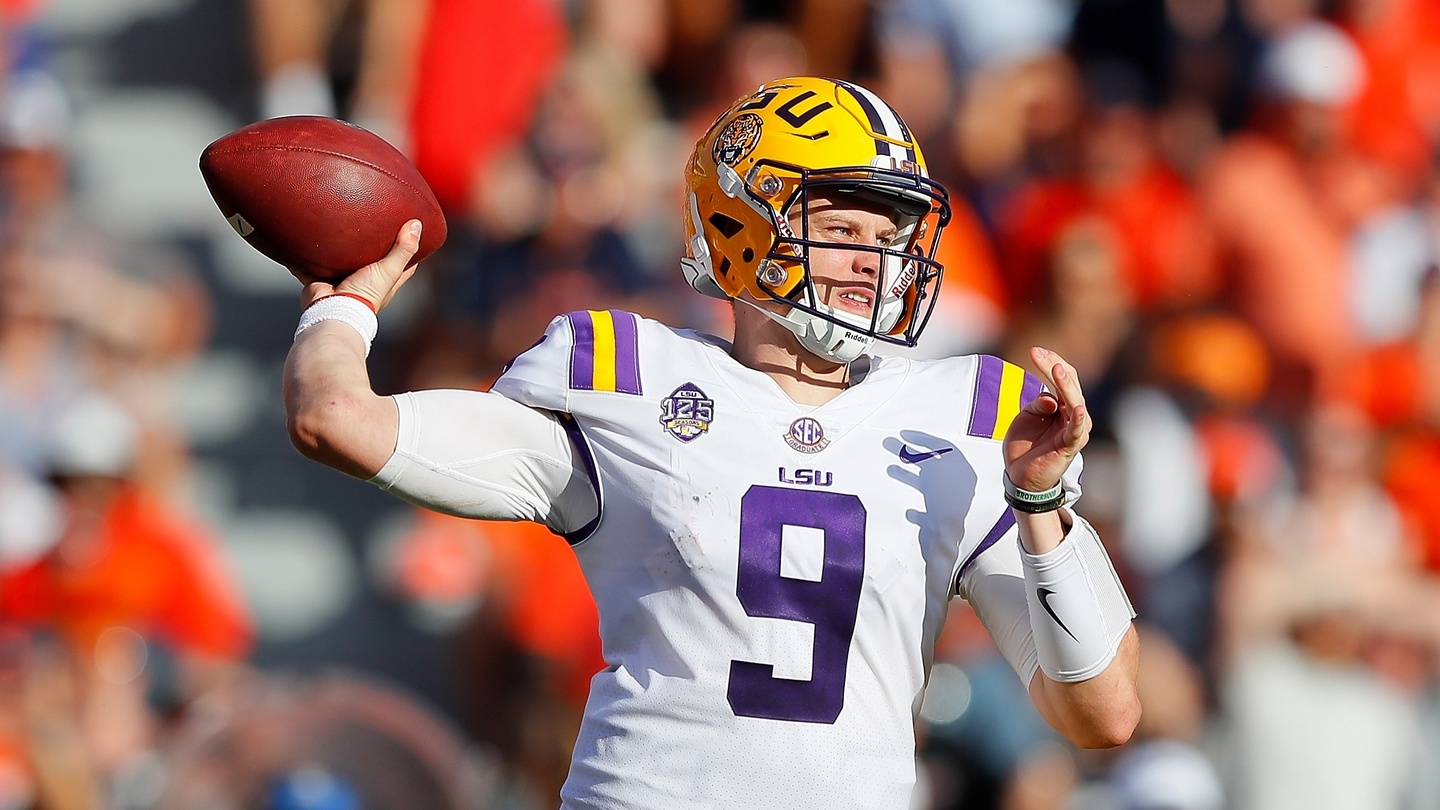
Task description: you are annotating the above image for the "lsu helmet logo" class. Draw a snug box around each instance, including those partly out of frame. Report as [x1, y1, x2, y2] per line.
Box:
[713, 113, 763, 166]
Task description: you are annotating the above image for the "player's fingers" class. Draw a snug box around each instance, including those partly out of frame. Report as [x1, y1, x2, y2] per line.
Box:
[1047, 358, 1091, 451]
[364, 220, 422, 279]
[337, 220, 421, 307]
[1040, 349, 1085, 410]
[1024, 391, 1060, 415]
[385, 220, 423, 271]
[376, 264, 420, 310]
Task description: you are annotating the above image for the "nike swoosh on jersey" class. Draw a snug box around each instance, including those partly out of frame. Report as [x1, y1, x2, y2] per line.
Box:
[897, 445, 955, 464]
[1037, 587, 1078, 642]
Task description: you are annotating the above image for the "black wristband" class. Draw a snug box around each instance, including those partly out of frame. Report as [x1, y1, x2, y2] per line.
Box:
[1003, 473, 1067, 513]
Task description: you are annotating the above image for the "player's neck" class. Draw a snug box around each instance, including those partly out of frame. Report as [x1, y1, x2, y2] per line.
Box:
[731, 301, 850, 406]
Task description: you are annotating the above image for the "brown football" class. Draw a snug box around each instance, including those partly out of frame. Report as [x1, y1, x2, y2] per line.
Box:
[199, 116, 447, 282]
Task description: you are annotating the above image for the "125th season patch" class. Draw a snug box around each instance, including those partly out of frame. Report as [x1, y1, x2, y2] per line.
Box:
[660, 383, 715, 443]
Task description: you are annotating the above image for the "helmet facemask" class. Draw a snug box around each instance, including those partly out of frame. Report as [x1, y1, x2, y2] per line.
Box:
[744, 160, 950, 362]
[680, 77, 954, 364]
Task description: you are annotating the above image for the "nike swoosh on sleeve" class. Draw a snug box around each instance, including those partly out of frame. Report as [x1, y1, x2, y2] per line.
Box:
[1037, 587, 1079, 642]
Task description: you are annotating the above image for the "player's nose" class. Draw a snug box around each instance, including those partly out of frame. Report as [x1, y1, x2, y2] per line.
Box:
[851, 244, 881, 277]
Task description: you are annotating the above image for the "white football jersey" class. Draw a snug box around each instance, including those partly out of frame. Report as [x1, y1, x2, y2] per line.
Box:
[491, 310, 1081, 810]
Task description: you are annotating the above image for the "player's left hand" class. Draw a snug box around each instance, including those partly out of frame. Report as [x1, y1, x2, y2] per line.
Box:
[1002, 347, 1090, 492]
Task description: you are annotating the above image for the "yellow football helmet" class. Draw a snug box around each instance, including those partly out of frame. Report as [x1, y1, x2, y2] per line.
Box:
[683, 76, 952, 362]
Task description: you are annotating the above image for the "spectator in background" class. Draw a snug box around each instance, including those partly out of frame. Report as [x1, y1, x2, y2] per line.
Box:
[1329, 0, 1440, 350]
[248, 0, 427, 143]
[1104, 626, 1224, 810]
[1343, 265, 1440, 575]
[1216, 401, 1436, 810]
[1198, 19, 1381, 401]
[1113, 312, 1288, 670]
[402, 510, 604, 808]
[0, 66, 210, 502]
[247, 0, 568, 222]
[372, 351, 604, 809]
[998, 214, 1134, 389]
[459, 45, 679, 364]
[0, 393, 252, 680]
[0, 394, 252, 810]
[994, 72, 1219, 320]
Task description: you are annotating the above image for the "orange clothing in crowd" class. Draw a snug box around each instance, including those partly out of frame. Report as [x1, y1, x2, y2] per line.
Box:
[1342, 340, 1440, 572]
[1343, 341, 1429, 429]
[396, 509, 604, 707]
[0, 486, 252, 661]
[408, 0, 567, 214]
[935, 197, 1007, 314]
[997, 161, 1215, 314]
[1382, 433, 1440, 573]
[1343, 0, 1440, 176]
[0, 0, 36, 20]
[1199, 134, 1359, 384]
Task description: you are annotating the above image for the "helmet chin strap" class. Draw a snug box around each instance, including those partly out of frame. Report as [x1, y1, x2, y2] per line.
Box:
[733, 295, 875, 364]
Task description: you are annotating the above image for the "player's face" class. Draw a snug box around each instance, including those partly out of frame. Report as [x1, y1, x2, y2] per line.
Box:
[787, 193, 902, 320]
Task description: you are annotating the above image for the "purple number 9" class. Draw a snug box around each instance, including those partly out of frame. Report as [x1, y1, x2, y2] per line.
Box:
[728, 485, 866, 724]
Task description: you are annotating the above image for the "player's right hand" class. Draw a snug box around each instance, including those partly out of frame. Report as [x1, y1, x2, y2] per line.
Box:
[292, 220, 422, 311]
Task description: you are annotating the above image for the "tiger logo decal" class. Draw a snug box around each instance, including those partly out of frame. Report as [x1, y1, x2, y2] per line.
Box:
[713, 113, 763, 166]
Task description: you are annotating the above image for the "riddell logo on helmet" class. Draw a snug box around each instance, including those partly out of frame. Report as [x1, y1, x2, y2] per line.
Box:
[889, 262, 917, 297]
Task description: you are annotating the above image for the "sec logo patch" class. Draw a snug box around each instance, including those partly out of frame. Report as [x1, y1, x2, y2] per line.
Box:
[784, 416, 829, 454]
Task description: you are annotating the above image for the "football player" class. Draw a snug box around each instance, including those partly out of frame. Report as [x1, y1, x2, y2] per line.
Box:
[283, 77, 1140, 809]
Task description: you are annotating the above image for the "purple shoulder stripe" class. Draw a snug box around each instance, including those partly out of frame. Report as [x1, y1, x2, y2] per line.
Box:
[567, 311, 596, 391]
[968, 355, 1003, 437]
[608, 309, 643, 395]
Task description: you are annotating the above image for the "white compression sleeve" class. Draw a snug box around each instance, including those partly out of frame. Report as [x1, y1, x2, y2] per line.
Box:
[369, 389, 599, 535]
[1021, 511, 1136, 683]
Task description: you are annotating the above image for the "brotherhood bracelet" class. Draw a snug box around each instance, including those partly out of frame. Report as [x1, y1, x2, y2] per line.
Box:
[1003, 473, 1066, 513]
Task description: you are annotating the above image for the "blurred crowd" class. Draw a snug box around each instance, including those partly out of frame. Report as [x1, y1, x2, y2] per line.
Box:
[4, 0, 1440, 808]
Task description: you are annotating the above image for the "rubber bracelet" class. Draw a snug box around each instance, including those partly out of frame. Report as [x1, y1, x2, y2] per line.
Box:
[326, 291, 378, 313]
[1003, 473, 1066, 513]
[295, 294, 378, 357]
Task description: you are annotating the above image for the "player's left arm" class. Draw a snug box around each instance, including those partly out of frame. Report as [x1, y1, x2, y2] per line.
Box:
[1001, 347, 1141, 749]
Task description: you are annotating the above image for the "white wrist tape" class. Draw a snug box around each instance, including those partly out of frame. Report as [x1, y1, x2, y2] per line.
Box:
[1021, 512, 1136, 683]
[294, 295, 378, 356]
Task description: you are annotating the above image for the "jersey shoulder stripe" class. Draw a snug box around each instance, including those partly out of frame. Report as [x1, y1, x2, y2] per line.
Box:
[967, 354, 1044, 440]
[567, 309, 642, 395]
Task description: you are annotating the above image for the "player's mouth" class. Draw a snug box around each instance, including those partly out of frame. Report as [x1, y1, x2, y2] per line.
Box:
[831, 286, 875, 316]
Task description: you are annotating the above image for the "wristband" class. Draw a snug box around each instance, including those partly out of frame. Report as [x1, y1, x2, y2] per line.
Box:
[1003, 473, 1066, 513]
[295, 294, 378, 356]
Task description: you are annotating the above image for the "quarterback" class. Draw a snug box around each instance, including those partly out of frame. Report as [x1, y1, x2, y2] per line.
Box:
[283, 77, 1140, 809]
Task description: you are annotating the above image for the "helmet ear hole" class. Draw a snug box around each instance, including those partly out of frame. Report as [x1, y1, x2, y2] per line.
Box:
[708, 212, 743, 238]
[742, 248, 754, 262]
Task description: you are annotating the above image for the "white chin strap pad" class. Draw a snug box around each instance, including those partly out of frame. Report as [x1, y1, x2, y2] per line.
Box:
[735, 296, 875, 363]
[797, 315, 872, 363]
